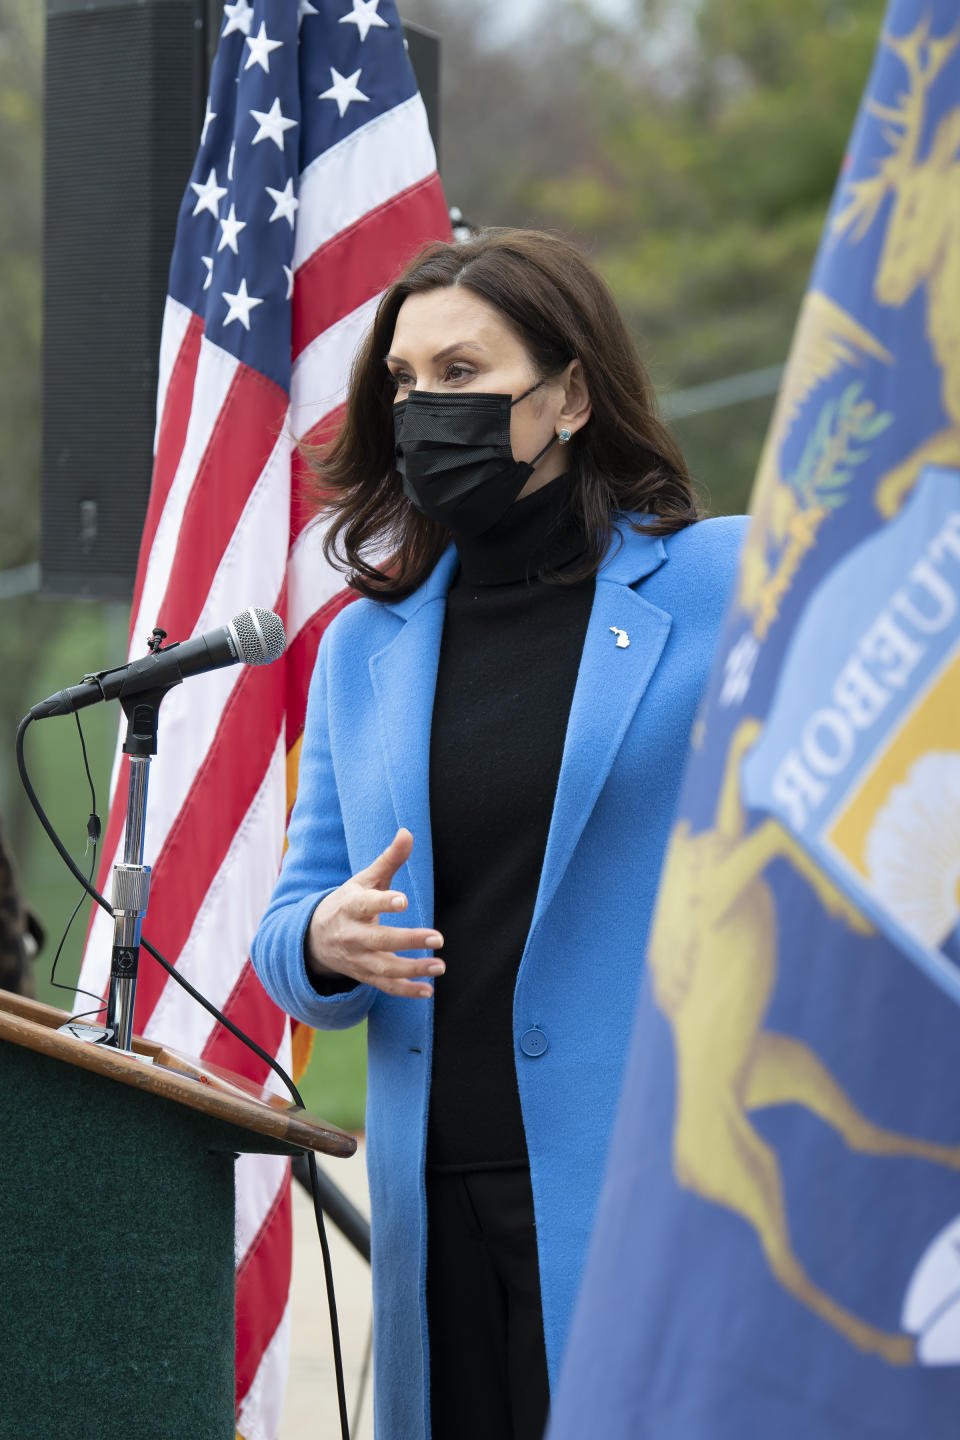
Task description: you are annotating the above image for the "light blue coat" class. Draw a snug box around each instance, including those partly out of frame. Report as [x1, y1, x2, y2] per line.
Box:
[252, 513, 748, 1439]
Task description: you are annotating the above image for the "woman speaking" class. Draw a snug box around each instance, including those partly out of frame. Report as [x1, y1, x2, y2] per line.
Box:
[252, 228, 747, 1440]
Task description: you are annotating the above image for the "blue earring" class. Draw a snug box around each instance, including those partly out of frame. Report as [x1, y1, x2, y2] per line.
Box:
[558, 428, 572, 444]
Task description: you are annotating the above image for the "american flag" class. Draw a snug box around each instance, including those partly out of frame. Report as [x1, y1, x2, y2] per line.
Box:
[78, 2, 449, 1434]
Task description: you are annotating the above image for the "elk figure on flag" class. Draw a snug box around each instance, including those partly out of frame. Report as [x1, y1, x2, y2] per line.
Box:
[78, 2, 450, 1435]
[550, 4, 960, 1440]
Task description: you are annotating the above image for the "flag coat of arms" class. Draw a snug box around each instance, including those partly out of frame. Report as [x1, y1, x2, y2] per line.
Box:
[77, 3, 449, 1435]
[549, 3, 960, 1436]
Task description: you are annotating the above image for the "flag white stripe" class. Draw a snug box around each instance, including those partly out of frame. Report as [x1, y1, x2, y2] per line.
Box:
[84, 730, 286, 1027]
[289, 292, 381, 439]
[197, 429, 293, 628]
[235, 1152, 290, 1268]
[292, 93, 436, 271]
[135, 419, 289, 851]
[154, 295, 194, 453]
[131, 337, 241, 658]
[143, 736, 287, 1053]
[266, 1007, 294, 1102]
[285, 522, 346, 647]
[233, 1035, 295, 1274]
[236, 1299, 291, 1440]
[83, 430, 292, 999]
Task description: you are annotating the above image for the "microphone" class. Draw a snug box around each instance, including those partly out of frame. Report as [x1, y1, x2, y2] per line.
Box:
[29, 607, 286, 719]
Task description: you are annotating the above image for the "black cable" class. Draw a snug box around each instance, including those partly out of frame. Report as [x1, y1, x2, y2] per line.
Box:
[140, 937, 352, 1440]
[16, 710, 351, 1440]
[48, 864, 104, 1009]
[307, 1151, 353, 1438]
[60, 1006, 112, 1026]
[47, 713, 106, 1011]
[292, 1154, 370, 1262]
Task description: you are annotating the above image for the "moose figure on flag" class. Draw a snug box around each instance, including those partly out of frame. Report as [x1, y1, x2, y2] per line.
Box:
[550, 6, 960, 1438]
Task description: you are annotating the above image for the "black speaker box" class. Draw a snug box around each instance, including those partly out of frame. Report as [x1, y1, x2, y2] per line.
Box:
[42, 0, 211, 599]
[41, 3, 439, 601]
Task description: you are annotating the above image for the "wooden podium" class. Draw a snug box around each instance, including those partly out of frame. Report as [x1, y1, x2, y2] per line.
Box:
[0, 990, 356, 1440]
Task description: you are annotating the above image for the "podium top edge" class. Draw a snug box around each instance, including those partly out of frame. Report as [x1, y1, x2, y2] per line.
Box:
[0, 990, 356, 1159]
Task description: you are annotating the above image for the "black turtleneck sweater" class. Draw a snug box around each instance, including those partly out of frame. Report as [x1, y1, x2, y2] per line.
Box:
[426, 472, 595, 1170]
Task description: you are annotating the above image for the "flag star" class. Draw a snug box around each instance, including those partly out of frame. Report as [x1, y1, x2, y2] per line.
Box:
[218, 202, 247, 254]
[222, 0, 253, 37]
[245, 21, 283, 73]
[190, 167, 228, 219]
[319, 67, 370, 119]
[250, 97, 298, 151]
[339, 0, 389, 43]
[298, 0, 318, 27]
[200, 97, 217, 147]
[265, 177, 299, 228]
[201, 255, 214, 291]
[228, 141, 236, 182]
[222, 278, 263, 330]
[284, 264, 294, 301]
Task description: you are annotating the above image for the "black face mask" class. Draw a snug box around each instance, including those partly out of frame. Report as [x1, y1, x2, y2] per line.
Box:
[393, 382, 558, 538]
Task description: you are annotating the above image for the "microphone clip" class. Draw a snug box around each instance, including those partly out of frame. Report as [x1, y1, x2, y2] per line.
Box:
[120, 688, 169, 759]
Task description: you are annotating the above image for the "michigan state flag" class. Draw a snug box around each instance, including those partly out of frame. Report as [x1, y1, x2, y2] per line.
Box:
[549, 5, 960, 1437]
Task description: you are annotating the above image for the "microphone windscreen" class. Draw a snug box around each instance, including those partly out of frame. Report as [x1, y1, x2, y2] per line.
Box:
[230, 608, 286, 666]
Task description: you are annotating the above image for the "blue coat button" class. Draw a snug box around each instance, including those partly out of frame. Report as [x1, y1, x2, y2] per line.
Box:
[520, 1027, 548, 1058]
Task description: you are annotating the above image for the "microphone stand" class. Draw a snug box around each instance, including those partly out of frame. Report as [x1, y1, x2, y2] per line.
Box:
[104, 630, 170, 1051]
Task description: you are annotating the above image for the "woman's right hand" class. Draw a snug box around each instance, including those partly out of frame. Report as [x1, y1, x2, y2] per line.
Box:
[306, 828, 445, 998]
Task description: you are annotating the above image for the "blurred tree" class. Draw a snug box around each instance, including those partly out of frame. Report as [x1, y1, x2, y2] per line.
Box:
[0, 0, 53, 828]
[400, 0, 604, 228]
[401, 0, 887, 514]
[0, 0, 42, 575]
[0, 0, 118, 1002]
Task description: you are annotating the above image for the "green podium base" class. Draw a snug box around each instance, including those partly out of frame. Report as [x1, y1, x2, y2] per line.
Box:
[0, 1039, 297, 1440]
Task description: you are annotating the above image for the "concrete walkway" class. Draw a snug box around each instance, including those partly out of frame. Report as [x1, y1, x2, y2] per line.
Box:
[282, 1139, 374, 1440]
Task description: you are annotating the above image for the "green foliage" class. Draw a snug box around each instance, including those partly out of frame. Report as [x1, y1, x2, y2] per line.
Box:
[0, 0, 100, 1002]
[298, 1025, 368, 1134]
[0, 0, 43, 569]
[13, 603, 124, 1009]
[530, 0, 888, 516]
[401, 0, 888, 515]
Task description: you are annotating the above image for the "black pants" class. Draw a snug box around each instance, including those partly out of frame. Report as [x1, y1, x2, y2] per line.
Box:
[426, 1166, 551, 1440]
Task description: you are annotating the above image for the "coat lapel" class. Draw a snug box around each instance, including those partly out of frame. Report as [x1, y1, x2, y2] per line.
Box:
[530, 527, 672, 932]
[368, 548, 457, 924]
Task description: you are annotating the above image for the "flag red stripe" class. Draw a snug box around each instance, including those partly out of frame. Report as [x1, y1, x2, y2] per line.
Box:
[292, 172, 450, 362]
[86, 364, 287, 966]
[130, 660, 286, 1032]
[84, 320, 206, 949]
[290, 402, 347, 544]
[149, 365, 288, 641]
[235, 1173, 293, 1407]
[202, 960, 288, 1086]
[130, 314, 204, 627]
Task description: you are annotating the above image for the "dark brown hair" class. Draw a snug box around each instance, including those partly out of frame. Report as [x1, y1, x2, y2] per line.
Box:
[311, 228, 700, 598]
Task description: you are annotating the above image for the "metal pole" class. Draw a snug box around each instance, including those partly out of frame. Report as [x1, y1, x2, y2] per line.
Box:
[104, 754, 152, 1050]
